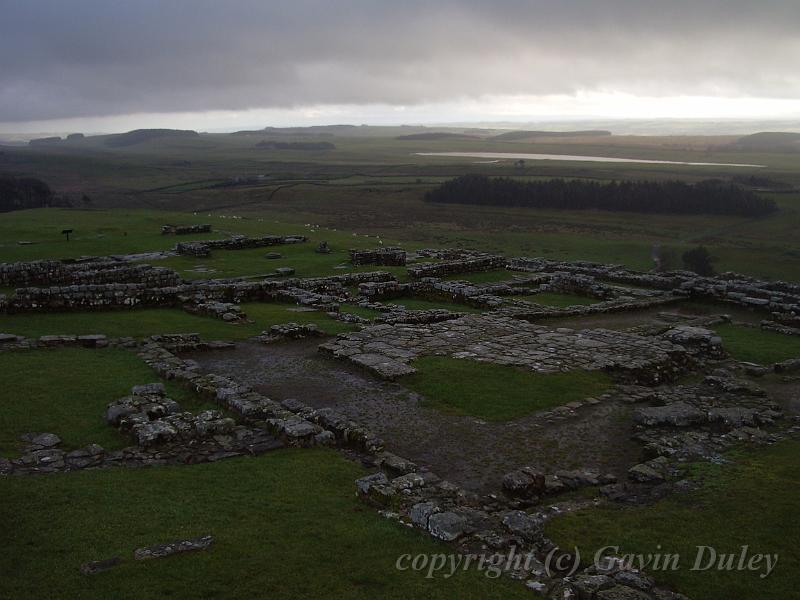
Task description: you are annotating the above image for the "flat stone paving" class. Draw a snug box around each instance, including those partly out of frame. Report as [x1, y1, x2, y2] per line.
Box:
[320, 313, 687, 380]
[184, 339, 643, 492]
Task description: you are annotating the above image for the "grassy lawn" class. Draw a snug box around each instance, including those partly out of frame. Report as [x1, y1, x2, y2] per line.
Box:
[0, 208, 410, 267]
[510, 292, 598, 308]
[389, 298, 483, 313]
[0, 348, 215, 455]
[402, 356, 612, 421]
[0, 448, 530, 600]
[159, 245, 411, 281]
[340, 304, 384, 319]
[546, 440, 800, 600]
[714, 323, 800, 364]
[0, 303, 357, 340]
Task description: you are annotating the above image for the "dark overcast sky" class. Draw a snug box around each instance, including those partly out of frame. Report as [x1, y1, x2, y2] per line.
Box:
[1, 0, 798, 128]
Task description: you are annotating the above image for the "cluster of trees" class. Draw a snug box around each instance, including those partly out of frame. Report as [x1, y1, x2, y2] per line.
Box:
[0, 175, 84, 213]
[424, 174, 777, 217]
[682, 246, 715, 276]
[1, 175, 58, 212]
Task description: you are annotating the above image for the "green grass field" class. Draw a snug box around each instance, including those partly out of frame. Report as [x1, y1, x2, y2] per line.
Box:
[715, 323, 800, 364]
[0, 303, 358, 340]
[546, 440, 800, 600]
[0, 448, 530, 600]
[0, 208, 411, 275]
[0, 348, 215, 455]
[402, 357, 612, 421]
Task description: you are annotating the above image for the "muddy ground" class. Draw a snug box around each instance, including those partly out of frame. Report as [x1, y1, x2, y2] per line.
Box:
[184, 339, 643, 492]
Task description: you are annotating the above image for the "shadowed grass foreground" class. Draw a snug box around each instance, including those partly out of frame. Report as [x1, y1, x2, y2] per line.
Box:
[0, 449, 530, 600]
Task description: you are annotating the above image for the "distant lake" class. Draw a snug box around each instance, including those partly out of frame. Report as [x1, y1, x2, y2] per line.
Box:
[415, 151, 765, 168]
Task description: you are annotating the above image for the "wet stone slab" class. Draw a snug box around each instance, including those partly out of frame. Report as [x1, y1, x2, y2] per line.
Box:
[319, 314, 690, 383]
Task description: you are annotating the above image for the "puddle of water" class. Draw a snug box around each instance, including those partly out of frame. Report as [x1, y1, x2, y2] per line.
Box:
[416, 151, 765, 168]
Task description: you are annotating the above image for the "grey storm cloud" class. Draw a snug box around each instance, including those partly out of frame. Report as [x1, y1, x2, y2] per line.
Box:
[0, 0, 798, 122]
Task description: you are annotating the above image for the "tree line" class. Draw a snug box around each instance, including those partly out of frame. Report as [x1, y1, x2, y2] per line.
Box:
[0, 175, 76, 212]
[424, 174, 777, 217]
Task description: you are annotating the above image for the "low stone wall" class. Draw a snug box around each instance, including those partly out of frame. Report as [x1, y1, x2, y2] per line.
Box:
[509, 257, 800, 318]
[376, 309, 465, 325]
[544, 272, 621, 301]
[183, 301, 246, 322]
[349, 247, 407, 266]
[106, 383, 235, 447]
[0, 259, 180, 288]
[0, 426, 283, 476]
[496, 295, 683, 321]
[409, 278, 506, 309]
[175, 234, 307, 256]
[6, 282, 184, 312]
[358, 278, 516, 308]
[0, 333, 134, 351]
[1, 271, 394, 314]
[354, 453, 689, 600]
[255, 323, 325, 342]
[138, 341, 384, 453]
[407, 254, 506, 279]
[358, 281, 410, 300]
[761, 320, 800, 336]
[0, 332, 235, 353]
[161, 224, 212, 235]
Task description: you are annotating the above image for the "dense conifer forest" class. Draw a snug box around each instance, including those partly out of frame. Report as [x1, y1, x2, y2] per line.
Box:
[425, 174, 777, 216]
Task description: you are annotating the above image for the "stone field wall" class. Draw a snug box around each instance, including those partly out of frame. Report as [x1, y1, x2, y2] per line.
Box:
[349, 247, 407, 266]
[0, 259, 180, 288]
[175, 234, 307, 257]
[161, 224, 212, 235]
[509, 257, 800, 318]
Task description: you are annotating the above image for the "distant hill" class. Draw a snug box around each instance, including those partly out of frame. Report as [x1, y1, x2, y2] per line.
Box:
[256, 140, 335, 151]
[491, 130, 611, 141]
[104, 129, 199, 148]
[395, 132, 479, 141]
[28, 136, 62, 146]
[233, 125, 356, 137]
[730, 132, 800, 152]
